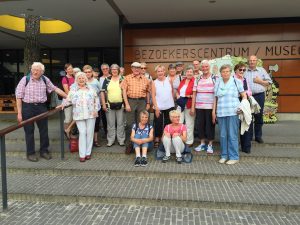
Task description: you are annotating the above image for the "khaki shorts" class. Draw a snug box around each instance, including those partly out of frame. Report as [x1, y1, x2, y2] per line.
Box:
[64, 106, 73, 123]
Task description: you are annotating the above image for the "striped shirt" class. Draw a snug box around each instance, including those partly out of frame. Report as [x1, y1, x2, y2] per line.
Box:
[15, 75, 56, 103]
[121, 73, 150, 98]
[214, 77, 244, 117]
[193, 76, 215, 109]
[245, 67, 272, 95]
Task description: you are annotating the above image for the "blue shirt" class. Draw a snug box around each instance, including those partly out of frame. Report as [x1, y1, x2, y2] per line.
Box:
[245, 67, 272, 95]
[214, 77, 244, 117]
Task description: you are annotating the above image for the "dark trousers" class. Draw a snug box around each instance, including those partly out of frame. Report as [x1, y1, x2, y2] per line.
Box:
[240, 120, 253, 153]
[94, 110, 101, 132]
[154, 107, 174, 138]
[251, 92, 265, 139]
[22, 102, 49, 156]
[196, 109, 215, 140]
[125, 98, 146, 144]
[100, 108, 107, 134]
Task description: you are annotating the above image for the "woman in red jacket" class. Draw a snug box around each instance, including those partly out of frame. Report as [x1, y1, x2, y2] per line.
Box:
[176, 65, 195, 146]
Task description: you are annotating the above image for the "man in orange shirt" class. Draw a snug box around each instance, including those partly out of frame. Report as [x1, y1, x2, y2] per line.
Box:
[122, 62, 150, 153]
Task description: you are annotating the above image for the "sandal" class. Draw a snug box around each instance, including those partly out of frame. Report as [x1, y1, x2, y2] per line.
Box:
[93, 141, 101, 147]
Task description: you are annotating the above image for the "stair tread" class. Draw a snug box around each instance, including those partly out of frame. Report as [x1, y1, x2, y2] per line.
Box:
[5, 141, 300, 159]
[1, 173, 300, 207]
[5, 156, 300, 179]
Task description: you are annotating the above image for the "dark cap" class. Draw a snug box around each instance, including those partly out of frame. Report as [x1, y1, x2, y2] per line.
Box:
[168, 63, 176, 70]
[176, 61, 184, 66]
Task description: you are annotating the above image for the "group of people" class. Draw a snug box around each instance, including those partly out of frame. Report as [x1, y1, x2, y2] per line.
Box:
[15, 55, 272, 166]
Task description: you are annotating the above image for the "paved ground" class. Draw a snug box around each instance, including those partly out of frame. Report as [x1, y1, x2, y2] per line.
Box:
[0, 201, 300, 225]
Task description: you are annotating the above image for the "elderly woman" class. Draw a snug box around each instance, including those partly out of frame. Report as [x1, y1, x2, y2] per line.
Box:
[152, 65, 175, 147]
[162, 110, 187, 164]
[59, 72, 100, 162]
[213, 64, 247, 165]
[234, 62, 252, 153]
[62, 63, 75, 133]
[191, 60, 217, 153]
[101, 64, 125, 146]
[167, 63, 181, 97]
[83, 65, 102, 147]
[131, 110, 154, 167]
[176, 65, 195, 147]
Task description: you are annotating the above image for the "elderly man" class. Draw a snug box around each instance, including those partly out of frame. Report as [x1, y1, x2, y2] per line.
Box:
[175, 61, 185, 78]
[193, 60, 202, 79]
[245, 55, 272, 143]
[122, 62, 150, 153]
[99, 63, 111, 136]
[15, 62, 67, 162]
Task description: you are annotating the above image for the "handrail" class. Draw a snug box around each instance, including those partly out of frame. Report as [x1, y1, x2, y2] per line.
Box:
[0, 107, 61, 136]
[0, 105, 68, 211]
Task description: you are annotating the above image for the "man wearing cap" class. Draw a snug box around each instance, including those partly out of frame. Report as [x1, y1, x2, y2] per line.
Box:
[121, 62, 151, 153]
[245, 55, 272, 144]
[176, 61, 185, 78]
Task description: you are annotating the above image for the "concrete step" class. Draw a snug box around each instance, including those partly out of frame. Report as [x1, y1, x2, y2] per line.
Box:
[5, 141, 300, 163]
[4, 138, 300, 148]
[1, 173, 300, 213]
[5, 156, 300, 183]
[1, 200, 300, 225]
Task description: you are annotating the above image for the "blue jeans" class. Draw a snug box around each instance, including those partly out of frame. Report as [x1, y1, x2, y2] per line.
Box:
[133, 133, 149, 148]
[218, 115, 239, 160]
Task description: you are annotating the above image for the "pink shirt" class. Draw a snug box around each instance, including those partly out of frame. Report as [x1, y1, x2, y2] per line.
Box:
[164, 124, 187, 135]
[62, 76, 75, 88]
[15, 75, 56, 103]
[193, 76, 215, 109]
[234, 74, 252, 97]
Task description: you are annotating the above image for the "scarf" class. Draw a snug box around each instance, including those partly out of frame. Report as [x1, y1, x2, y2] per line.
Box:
[216, 76, 234, 97]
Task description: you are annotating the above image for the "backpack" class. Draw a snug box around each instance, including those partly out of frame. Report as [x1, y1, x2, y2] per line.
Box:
[25, 74, 47, 87]
[25, 74, 51, 105]
[155, 143, 193, 163]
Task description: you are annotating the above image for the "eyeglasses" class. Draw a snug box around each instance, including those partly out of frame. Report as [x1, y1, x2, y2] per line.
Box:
[141, 67, 146, 69]
[239, 69, 246, 72]
[102, 68, 109, 70]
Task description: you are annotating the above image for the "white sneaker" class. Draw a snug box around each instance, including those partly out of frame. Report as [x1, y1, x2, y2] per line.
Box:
[195, 144, 206, 152]
[226, 160, 239, 165]
[218, 158, 227, 164]
[207, 145, 213, 154]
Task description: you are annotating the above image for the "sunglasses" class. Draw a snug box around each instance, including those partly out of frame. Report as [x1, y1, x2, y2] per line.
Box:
[239, 69, 246, 72]
[141, 67, 147, 69]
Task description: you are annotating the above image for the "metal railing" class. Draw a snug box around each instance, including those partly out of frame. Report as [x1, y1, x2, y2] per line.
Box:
[0, 107, 66, 211]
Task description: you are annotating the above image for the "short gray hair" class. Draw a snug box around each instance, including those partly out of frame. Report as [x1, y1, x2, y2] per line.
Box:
[101, 63, 109, 69]
[110, 64, 120, 70]
[31, 62, 45, 72]
[185, 65, 194, 71]
[200, 60, 210, 67]
[75, 72, 88, 84]
[73, 67, 81, 75]
[219, 64, 232, 73]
